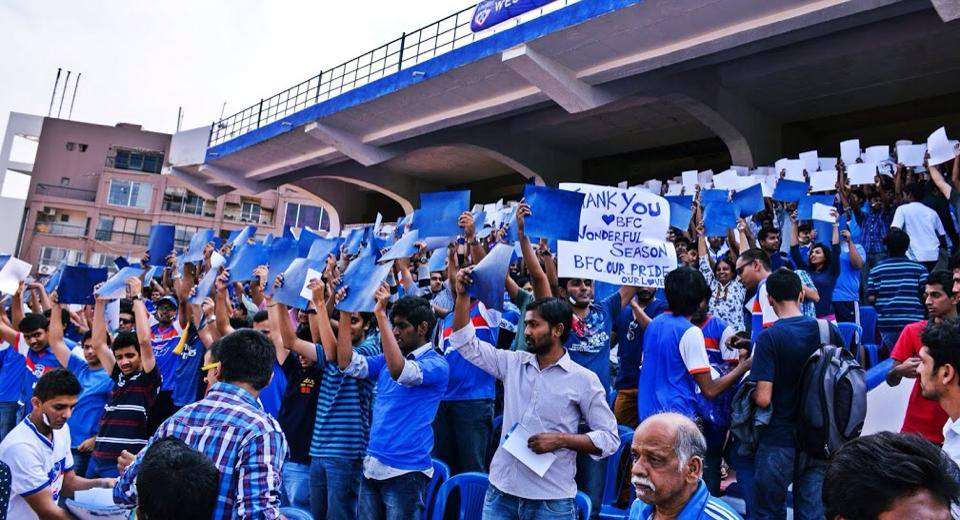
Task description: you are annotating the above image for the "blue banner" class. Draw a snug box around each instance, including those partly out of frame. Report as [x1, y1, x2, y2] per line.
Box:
[471, 0, 558, 32]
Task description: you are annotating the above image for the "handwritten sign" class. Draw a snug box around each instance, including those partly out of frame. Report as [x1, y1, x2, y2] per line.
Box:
[558, 238, 677, 287]
[558, 183, 670, 243]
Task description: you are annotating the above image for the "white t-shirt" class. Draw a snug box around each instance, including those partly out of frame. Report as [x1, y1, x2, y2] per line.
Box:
[892, 202, 945, 262]
[0, 419, 73, 520]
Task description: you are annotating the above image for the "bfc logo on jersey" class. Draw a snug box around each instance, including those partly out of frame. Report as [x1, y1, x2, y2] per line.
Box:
[31, 363, 47, 378]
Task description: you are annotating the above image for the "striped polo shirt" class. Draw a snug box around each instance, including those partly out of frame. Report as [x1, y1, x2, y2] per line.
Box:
[309, 335, 381, 460]
[866, 257, 928, 332]
[92, 366, 161, 460]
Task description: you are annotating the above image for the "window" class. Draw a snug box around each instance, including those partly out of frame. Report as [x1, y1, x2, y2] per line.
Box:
[78, 144, 88, 152]
[240, 200, 261, 223]
[112, 148, 164, 174]
[162, 187, 207, 216]
[39, 246, 81, 272]
[65, 142, 75, 151]
[284, 202, 329, 231]
[60, 177, 70, 186]
[173, 225, 200, 249]
[107, 179, 153, 209]
[95, 215, 151, 245]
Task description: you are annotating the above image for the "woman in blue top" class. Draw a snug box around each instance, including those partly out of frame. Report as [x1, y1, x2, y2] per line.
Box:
[789, 211, 841, 319]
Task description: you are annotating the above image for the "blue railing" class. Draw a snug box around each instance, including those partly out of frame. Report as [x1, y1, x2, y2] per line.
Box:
[209, 0, 580, 147]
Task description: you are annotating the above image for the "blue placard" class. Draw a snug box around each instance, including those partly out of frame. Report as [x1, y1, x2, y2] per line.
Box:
[703, 204, 737, 237]
[146, 224, 175, 266]
[522, 185, 585, 242]
[700, 189, 729, 206]
[113, 257, 130, 270]
[266, 237, 300, 289]
[273, 258, 326, 310]
[307, 237, 342, 262]
[380, 230, 420, 263]
[57, 265, 108, 305]
[415, 190, 471, 238]
[466, 243, 513, 311]
[732, 184, 764, 218]
[336, 256, 396, 313]
[343, 228, 364, 256]
[182, 229, 216, 263]
[426, 248, 447, 273]
[797, 195, 836, 221]
[668, 201, 692, 231]
[226, 244, 269, 282]
[43, 264, 65, 295]
[471, 0, 557, 31]
[664, 195, 694, 209]
[297, 227, 321, 257]
[772, 180, 809, 203]
[190, 266, 221, 305]
[96, 267, 146, 299]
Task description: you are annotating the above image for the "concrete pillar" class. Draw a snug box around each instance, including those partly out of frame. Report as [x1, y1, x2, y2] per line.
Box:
[502, 44, 618, 114]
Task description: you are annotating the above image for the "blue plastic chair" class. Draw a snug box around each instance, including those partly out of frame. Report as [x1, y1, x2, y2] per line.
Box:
[430, 472, 490, 520]
[859, 306, 878, 345]
[576, 491, 593, 520]
[279, 507, 313, 520]
[607, 388, 617, 408]
[836, 322, 862, 352]
[599, 429, 635, 519]
[426, 458, 452, 520]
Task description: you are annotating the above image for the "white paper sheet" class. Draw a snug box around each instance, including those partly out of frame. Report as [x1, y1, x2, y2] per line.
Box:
[798, 151, 819, 173]
[928, 127, 958, 166]
[847, 162, 878, 186]
[812, 203, 837, 223]
[782, 159, 805, 181]
[645, 179, 663, 194]
[840, 139, 861, 165]
[681, 170, 698, 191]
[502, 423, 557, 477]
[697, 170, 714, 188]
[0, 258, 31, 295]
[897, 143, 927, 167]
[666, 182, 683, 196]
[863, 145, 890, 165]
[712, 169, 738, 190]
[300, 268, 323, 300]
[818, 157, 837, 171]
[810, 169, 838, 193]
[617, 181, 628, 189]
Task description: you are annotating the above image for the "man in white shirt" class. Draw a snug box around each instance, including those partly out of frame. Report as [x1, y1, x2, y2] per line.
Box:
[0, 369, 114, 519]
[892, 183, 947, 270]
[917, 319, 960, 467]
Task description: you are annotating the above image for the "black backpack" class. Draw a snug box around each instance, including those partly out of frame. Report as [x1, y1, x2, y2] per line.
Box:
[795, 320, 867, 459]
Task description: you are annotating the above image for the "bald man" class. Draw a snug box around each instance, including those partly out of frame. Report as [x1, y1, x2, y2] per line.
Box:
[629, 413, 741, 520]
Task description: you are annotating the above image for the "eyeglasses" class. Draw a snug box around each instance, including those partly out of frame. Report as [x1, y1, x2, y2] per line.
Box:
[735, 263, 751, 276]
[118, 318, 134, 325]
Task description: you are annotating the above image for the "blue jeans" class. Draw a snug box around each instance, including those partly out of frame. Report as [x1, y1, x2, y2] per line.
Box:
[310, 456, 362, 520]
[281, 461, 311, 509]
[432, 398, 493, 474]
[359, 471, 429, 520]
[728, 439, 755, 519]
[0, 402, 19, 442]
[482, 485, 576, 520]
[754, 443, 827, 520]
[86, 456, 119, 478]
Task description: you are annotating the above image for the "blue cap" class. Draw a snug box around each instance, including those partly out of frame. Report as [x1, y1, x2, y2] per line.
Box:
[157, 295, 179, 310]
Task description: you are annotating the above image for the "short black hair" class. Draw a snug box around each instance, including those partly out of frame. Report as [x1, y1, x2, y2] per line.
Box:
[758, 227, 780, 242]
[390, 296, 436, 337]
[885, 227, 910, 257]
[905, 182, 926, 201]
[673, 236, 693, 249]
[921, 318, 960, 386]
[526, 297, 574, 343]
[252, 310, 269, 324]
[797, 222, 812, 233]
[927, 269, 956, 298]
[112, 331, 140, 353]
[137, 437, 219, 520]
[33, 368, 81, 401]
[119, 298, 134, 315]
[18, 313, 48, 334]
[737, 248, 771, 271]
[217, 329, 275, 390]
[766, 268, 803, 302]
[664, 267, 709, 317]
[823, 432, 960, 519]
[229, 316, 252, 330]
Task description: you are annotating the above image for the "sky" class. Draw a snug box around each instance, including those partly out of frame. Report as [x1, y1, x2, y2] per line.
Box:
[0, 0, 469, 196]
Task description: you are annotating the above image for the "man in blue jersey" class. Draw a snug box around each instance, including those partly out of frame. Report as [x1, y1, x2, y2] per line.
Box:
[629, 413, 742, 520]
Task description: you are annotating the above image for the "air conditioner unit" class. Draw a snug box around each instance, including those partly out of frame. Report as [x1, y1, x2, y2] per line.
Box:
[38, 265, 54, 275]
[44, 208, 57, 216]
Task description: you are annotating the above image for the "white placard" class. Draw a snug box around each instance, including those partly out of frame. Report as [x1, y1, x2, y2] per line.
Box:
[502, 423, 557, 477]
[697, 170, 714, 188]
[666, 182, 683, 196]
[645, 179, 663, 195]
[782, 159, 805, 181]
[928, 127, 958, 166]
[810, 170, 838, 193]
[0, 258, 31, 295]
[864, 145, 889, 165]
[617, 181, 628, 189]
[300, 268, 323, 300]
[799, 150, 819, 173]
[558, 183, 670, 242]
[681, 170, 698, 191]
[840, 139, 861, 165]
[897, 143, 927, 168]
[812, 203, 837, 223]
[847, 162, 878, 186]
[818, 157, 837, 171]
[712, 169, 738, 190]
[558, 238, 677, 287]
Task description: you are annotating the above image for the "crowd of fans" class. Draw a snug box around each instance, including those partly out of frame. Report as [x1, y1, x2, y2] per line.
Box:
[0, 145, 957, 520]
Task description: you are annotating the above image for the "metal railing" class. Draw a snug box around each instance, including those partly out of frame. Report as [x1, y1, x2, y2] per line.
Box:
[36, 183, 97, 202]
[209, 0, 578, 147]
[34, 222, 87, 238]
[94, 229, 150, 246]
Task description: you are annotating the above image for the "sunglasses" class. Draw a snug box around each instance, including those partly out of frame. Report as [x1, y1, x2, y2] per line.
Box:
[118, 318, 134, 325]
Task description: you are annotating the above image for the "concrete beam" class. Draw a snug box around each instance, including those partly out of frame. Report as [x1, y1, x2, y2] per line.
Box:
[169, 168, 232, 199]
[198, 164, 273, 196]
[502, 44, 617, 114]
[931, 0, 960, 22]
[304, 122, 397, 167]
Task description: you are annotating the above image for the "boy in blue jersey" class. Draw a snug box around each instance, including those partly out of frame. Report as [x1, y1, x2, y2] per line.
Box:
[0, 283, 62, 441]
[341, 287, 449, 520]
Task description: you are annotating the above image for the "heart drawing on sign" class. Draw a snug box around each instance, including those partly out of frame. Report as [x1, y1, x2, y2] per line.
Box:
[601, 214, 616, 226]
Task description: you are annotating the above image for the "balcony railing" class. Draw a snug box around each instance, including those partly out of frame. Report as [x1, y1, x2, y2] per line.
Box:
[94, 229, 150, 246]
[36, 183, 97, 202]
[208, 0, 578, 147]
[34, 222, 87, 238]
[222, 214, 273, 226]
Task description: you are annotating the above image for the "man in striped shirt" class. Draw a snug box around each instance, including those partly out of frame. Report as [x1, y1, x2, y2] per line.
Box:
[866, 228, 928, 349]
[114, 329, 288, 520]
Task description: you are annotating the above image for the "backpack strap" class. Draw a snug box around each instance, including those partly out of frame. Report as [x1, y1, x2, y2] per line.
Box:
[817, 319, 830, 347]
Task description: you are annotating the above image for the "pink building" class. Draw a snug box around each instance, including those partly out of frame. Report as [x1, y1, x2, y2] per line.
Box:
[18, 117, 330, 274]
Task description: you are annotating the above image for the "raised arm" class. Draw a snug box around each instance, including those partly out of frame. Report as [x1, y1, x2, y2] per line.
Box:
[449, 267, 507, 379]
[308, 280, 337, 363]
[214, 271, 236, 337]
[273, 294, 318, 363]
[91, 298, 116, 374]
[372, 283, 406, 380]
[928, 162, 953, 199]
[48, 298, 72, 368]
[516, 203, 552, 299]
[129, 277, 156, 374]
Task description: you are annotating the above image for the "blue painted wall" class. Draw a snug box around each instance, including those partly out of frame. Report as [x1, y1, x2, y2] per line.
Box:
[206, 0, 643, 162]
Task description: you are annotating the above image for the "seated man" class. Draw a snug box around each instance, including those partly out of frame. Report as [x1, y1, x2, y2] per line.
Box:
[823, 432, 959, 519]
[135, 436, 220, 520]
[629, 412, 741, 520]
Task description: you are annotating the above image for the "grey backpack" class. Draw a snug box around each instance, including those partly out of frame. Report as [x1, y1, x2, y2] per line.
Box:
[796, 320, 867, 459]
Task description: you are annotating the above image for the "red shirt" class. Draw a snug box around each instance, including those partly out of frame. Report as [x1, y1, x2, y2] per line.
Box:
[890, 320, 948, 443]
